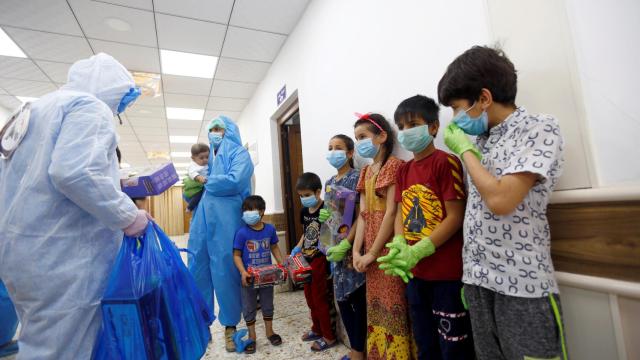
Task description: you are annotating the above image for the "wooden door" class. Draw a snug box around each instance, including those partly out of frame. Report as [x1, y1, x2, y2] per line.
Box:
[279, 111, 304, 252]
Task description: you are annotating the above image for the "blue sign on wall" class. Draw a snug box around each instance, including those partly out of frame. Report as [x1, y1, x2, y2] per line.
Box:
[277, 85, 286, 106]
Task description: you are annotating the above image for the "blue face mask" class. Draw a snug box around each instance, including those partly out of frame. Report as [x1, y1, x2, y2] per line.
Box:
[397, 125, 433, 153]
[208, 132, 223, 147]
[326, 150, 348, 169]
[452, 102, 488, 135]
[355, 138, 379, 159]
[300, 195, 318, 208]
[242, 210, 261, 226]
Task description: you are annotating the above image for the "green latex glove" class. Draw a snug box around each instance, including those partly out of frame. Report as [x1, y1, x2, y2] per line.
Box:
[461, 287, 468, 310]
[378, 236, 436, 272]
[326, 239, 352, 262]
[444, 123, 482, 160]
[376, 235, 405, 264]
[318, 208, 331, 223]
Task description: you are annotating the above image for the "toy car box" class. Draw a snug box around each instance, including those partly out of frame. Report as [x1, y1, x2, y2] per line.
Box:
[318, 185, 357, 254]
[246, 264, 287, 288]
[120, 162, 179, 198]
[285, 254, 312, 286]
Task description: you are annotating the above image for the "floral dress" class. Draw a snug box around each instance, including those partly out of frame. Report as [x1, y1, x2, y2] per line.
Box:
[356, 157, 413, 360]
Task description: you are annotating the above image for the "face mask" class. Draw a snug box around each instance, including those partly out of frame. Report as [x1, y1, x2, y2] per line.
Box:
[452, 102, 488, 135]
[326, 150, 348, 169]
[208, 132, 223, 147]
[355, 138, 379, 159]
[300, 195, 318, 208]
[242, 210, 261, 226]
[397, 125, 433, 153]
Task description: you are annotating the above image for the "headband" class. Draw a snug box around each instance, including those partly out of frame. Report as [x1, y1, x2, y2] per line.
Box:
[354, 112, 384, 132]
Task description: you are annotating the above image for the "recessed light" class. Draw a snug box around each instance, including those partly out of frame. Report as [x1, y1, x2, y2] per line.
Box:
[171, 152, 191, 158]
[169, 136, 198, 144]
[104, 18, 132, 32]
[16, 96, 38, 103]
[0, 28, 26, 58]
[160, 49, 218, 79]
[166, 107, 204, 121]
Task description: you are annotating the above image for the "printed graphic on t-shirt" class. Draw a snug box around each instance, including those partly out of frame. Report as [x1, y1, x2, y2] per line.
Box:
[246, 237, 273, 267]
[302, 220, 320, 256]
[401, 184, 442, 242]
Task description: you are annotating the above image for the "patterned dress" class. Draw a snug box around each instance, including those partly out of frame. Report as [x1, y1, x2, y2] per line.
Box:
[356, 157, 413, 360]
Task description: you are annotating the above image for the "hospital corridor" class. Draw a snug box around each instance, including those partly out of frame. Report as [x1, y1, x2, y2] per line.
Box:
[0, 1, 639, 359]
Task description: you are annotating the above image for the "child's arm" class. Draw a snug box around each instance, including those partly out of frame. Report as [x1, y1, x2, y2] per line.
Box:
[233, 249, 251, 287]
[195, 175, 206, 184]
[394, 202, 403, 235]
[428, 199, 465, 247]
[352, 196, 366, 265]
[359, 185, 397, 270]
[271, 244, 284, 265]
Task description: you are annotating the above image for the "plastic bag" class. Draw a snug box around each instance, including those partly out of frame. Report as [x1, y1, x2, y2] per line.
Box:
[0, 279, 18, 346]
[93, 222, 214, 359]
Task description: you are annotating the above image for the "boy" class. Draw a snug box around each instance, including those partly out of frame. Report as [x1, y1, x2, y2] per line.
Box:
[292, 172, 337, 352]
[233, 195, 284, 354]
[183, 143, 209, 212]
[439, 46, 566, 360]
[378, 95, 475, 359]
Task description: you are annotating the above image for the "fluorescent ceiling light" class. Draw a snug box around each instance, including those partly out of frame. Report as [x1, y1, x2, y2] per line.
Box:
[0, 28, 26, 58]
[169, 136, 197, 144]
[104, 17, 132, 32]
[171, 152, 191, 158]
[16, 96, 38, 103]
[160, 49, 218, 79]
[172, 162, 190, 168]
[120, 162, 131, 169]
[166, 107, 204, 121]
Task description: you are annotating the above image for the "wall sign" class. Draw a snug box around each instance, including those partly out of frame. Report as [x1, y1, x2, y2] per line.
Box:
[277, 85, 286, 106]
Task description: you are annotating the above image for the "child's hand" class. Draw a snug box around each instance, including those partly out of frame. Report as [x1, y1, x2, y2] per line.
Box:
[352, 252, 364, 272]
[241, 271, 252, 287]
[196, 175, 207, 184]
[359, 253, 376, 271]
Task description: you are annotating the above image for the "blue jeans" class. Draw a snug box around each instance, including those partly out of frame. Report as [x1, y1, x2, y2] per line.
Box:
[406, 279, 474, 360]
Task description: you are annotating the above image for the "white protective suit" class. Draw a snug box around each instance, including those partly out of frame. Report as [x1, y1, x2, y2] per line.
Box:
[0, 53, 139, 359]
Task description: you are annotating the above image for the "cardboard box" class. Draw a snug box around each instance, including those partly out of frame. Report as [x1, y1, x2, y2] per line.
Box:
[285, 254, 312, 286]
[318, 185, 357, 254]
[120, 162, 179, 198]
[246, 264, 287, 288]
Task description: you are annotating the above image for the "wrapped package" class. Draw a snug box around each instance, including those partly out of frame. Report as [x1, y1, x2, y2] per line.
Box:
[246, 264, 287, 288]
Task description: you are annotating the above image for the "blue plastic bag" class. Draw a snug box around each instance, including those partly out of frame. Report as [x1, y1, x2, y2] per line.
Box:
[93, 222, 214, 359]
[0, 279, 18, 354]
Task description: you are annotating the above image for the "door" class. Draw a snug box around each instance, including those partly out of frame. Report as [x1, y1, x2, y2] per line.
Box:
[279, 110, 304, 252]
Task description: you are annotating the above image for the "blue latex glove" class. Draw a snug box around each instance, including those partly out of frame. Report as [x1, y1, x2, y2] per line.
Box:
[291, 246, 301, 257]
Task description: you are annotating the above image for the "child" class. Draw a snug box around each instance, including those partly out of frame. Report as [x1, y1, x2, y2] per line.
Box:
[322, 134, 366, 360]
[292, 172, 337, 352]
[350, 113, 409, 359]
[377, 95, 474, 359]
[233, 195, 284, 354]
[439, 46, 567, 360]
[183, 143, 209, 212]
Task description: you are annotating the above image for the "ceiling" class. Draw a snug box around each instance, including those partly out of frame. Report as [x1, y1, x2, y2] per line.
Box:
[0, 0, 309, 173]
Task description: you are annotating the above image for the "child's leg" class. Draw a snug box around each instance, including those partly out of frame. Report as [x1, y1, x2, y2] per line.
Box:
[241, 286, 259, 340]
[258, 287, 275, 336]
[187, 190, 204, 211]
[406, 277, 439, 360]
[463, 284, 503, 360]
[309, 256, 335, 342]
[337, 284, 366, 357]
[303, 279, 322, 336]
[494, 291, 567, 360]
[432, 281, 475, 360]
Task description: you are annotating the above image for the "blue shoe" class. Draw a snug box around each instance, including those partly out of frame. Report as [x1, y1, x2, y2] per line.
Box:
[0, 341, 18, 358]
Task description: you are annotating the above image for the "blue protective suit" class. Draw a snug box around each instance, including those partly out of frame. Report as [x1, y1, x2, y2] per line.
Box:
[0, 280, 18, 346]
[188, 117, 253, 326]
[0, 53, 138, 359]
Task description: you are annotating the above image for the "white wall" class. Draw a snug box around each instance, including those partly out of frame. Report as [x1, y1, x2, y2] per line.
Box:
[0, 105, 11, 127]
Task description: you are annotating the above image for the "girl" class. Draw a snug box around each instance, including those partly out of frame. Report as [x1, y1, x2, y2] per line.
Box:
[351, 114, 411, 359]
[323, 134, 366, 360]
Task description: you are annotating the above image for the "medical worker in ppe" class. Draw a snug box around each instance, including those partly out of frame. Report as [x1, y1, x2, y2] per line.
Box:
[188, 115, 254, 352]
[0, 53, 150, 359]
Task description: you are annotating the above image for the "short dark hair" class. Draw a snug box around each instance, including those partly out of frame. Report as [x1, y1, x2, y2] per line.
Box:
[191, 143, 209, 156]
[353, 113, 395, 166]
[331, 134, 355, 169]
[394, 95, 440, 128]
[438, 46, 517, 107]
[296, 172, 322, 192]
[242, 195, 266, 212]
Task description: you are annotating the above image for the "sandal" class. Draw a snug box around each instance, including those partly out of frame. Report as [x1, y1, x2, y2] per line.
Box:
[244, 340, 256, 354]
[311, 338, 338, 352]
[268, 334, 282, 346]
[301, 330, 322, 342]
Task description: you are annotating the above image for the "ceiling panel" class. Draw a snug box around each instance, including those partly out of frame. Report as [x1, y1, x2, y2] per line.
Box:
[132, 126, 168, 136]
[117, 133, 139, 142]
[137, 134, 169, 142]
[222, 27, 286, 62]
[0, 78, 56, 97]
[210, 79, 256, 98]
[164, 93, 208, 108]
[0, 95, 21, 110]
[170, 143, 193, 152]
[206, 96, 248, 111]
[4, 28, 92, 63]
[214, 57, 269, 83]
[89, 40, 160, 73]
[134, 94, 165, 107]
[0, 88, 8, 95]
[162, 75, 212, 96]
[168, 128, 200, 137]
[0, 57, 49, 81]
[128, 116, 167, 127]
[68, 0, 157, 47]
[168, 119, 203, 130]
[93, 0, 153, 11]
[204, 110, 241, 122]
[154, 0, 234, 24]
[230, 0, 310, 34]
[0, 0, 83, 36]
[34, 60, 71, 83]
[156, 14, 226, 56]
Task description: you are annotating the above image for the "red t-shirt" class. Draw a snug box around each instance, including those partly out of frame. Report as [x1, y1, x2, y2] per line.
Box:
[394, 149, 466, 281]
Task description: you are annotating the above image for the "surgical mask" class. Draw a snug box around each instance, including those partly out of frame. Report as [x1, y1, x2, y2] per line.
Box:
[355, 138, 379, 159]
[242, 211, 261, 225]
[326, 150, 347, 169]
[452, 102, 488, 135]
[397, 125, 433, 153]
[300, 195, 318, 208]
[208, 132, 223, 147]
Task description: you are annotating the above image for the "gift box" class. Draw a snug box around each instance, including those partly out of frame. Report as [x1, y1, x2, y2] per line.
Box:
[120, 162, 179, 198]
[246, 264, 287, 288]
[318, 185, 357, 254]
[285, 254, 312, 286]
